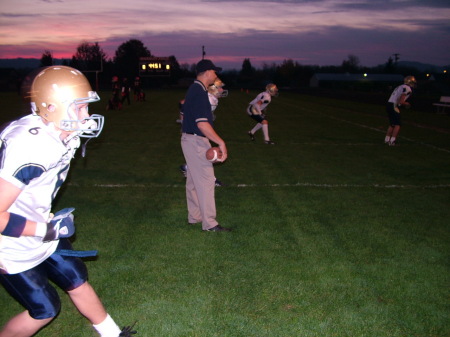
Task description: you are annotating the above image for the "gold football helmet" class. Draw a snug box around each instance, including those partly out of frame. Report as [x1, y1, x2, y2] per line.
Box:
[29, 66, 104, 138]
[266, 83, 279, 97]
[404, 76, 417, 87]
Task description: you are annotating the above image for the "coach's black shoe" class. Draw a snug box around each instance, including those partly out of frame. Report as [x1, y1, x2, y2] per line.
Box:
[203, 225, 232, 232]
[119, 323, 137, 336]
[215, 179, 223, 187]
[248, 131, 255, 141]
[264, 140, 275, 145]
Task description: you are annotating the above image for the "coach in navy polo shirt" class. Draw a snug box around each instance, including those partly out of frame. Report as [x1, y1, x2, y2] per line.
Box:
[181, 59, 231, 232]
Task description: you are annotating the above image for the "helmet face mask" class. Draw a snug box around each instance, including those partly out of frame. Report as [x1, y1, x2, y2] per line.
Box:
[61, 102, 104, 138]
[208, 78, 228, 98]
[266, 83, 279, 97]
[30, 66, 104, 138]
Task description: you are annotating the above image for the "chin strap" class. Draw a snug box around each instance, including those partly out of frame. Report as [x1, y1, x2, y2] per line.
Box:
[61, 130, 78, 145]
[81, 138, 91, 158]
[62, 133, 93, 158]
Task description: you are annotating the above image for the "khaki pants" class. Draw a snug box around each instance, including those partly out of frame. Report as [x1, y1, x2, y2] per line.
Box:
[181, 133, 218, 230]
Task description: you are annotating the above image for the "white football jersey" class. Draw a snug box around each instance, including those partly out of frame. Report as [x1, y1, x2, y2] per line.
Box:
[388, 84, 412, 105]
[208, 93, 219, 113]
[0, 114, 80, 274]
[249, 91, 272, 112]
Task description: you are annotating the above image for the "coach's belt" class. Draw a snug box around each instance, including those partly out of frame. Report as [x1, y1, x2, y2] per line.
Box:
[184, 132, 205, 138]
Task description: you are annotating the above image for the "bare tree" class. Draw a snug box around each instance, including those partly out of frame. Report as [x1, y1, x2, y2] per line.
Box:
[341, 54, 360, 72]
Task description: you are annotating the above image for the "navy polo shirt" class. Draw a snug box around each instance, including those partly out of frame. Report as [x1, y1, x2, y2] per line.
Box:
[182, 80, 213, 136]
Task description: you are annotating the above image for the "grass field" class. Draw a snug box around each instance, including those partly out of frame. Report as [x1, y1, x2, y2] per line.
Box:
[0, 88, 449, 337]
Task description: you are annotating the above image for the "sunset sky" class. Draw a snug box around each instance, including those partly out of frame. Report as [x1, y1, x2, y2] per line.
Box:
[0, 0, 449, 70]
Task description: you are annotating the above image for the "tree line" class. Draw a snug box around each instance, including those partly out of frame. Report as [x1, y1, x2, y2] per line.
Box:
[38, 39, 440, 89]
[1, 39, 447, 95]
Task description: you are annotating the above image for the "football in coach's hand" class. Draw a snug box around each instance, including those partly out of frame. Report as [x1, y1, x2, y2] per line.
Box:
[206, 147, 223, 163]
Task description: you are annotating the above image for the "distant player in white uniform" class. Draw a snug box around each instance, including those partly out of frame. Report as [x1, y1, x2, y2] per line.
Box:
[0, 66, 136, 337]
[247, 83, 278, 145]
[208, 77, 228, 121]
[384, 76, 416, 146]
[180, 78, 227, 187]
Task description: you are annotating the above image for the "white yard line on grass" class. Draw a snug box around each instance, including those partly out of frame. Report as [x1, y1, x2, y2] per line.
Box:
[80, 183, 450, 189]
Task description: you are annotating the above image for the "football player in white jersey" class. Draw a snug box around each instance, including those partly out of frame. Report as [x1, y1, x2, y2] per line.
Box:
[384, 76, 416, 146]
[208, 77, 228, 121]
[247, 83, 278, 145]
[0, 66, 136, 337]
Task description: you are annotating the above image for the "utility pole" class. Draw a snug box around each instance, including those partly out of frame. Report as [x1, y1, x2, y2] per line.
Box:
[393, 53, 400, 63]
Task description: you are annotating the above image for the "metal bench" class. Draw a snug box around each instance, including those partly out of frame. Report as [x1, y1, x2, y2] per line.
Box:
[433, 96, 450, 114]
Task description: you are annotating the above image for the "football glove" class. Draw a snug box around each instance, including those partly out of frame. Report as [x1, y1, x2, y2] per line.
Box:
[43, 207, 75, 242]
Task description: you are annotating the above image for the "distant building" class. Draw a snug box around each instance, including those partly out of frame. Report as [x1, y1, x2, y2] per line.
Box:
[310, 73, 404, 89]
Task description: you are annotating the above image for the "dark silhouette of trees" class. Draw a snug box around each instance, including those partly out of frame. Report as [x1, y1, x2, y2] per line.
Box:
[40, 50, 53, 67]
[71, 42, 107, 72]
[240, 58, 255, 77]
[70, 42, 108, 90]
[167, 55, 184, 84]
[238, 58, 256, 87]
[6, 39, 446, 97]
[385, 56, 395, 73]
[341, 54, 360, 73]
[114, 39, 152, 79]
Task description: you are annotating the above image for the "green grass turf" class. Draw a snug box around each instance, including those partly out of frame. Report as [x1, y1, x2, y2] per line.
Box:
[0, 89, 449, 336]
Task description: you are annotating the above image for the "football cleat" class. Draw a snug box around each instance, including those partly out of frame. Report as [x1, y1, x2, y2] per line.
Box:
[248, 131, 255, 141]
[119, 322, 137, 336]
[179, 164, 187, 178]
[264, 140, 275, 145]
